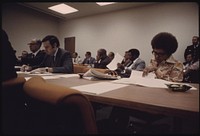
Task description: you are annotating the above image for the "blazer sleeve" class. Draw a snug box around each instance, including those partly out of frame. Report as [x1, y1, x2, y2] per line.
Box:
[135, 60, 146, 71]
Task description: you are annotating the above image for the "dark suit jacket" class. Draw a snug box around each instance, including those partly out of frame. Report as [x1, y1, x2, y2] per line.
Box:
[21, 50, 46, 67]
[82, 57, 96, 64]
[1, 29, 17, 81]
[37, 48, 73, 73]
[0, 30, 17, 81]
[184, 44, 199, 62]
[94, 56, 111, 69]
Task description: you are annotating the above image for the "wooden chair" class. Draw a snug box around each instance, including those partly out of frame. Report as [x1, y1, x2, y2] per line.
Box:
[2, 76, 27, 134]
[23, 76, 97, 134]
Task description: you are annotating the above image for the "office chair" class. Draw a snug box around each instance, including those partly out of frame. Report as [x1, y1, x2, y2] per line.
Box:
[23, 76, 97, 134]
[2, 76, 27, 134]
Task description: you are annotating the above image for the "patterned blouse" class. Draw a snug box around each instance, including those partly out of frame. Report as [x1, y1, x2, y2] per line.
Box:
[149, 55, 184, 82]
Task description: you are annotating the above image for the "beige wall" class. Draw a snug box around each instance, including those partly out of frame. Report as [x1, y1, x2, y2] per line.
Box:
[59, 2, 199, 64]
[2, 3, 59, 57]
[2, 2, 199, 64]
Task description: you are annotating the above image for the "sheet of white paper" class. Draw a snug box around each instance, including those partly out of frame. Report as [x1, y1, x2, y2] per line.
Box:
[107, 53, 124, 70]
[29, 73, 53, 76]
[130, 70, 156, 79]
[71, 82, 128, 94]
[57, 74, 79, 78]
[25, 76, 60, 81]
[112, 70, 197, 90]
[25, 77, 31, 81]
[17, 71, 30, 74]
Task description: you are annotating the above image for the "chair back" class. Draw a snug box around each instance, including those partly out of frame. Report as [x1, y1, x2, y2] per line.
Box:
[23, 76, 97, 134]
[2, 76, 27, 134]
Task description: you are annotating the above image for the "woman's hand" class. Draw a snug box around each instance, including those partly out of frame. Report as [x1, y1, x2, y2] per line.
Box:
[142, 66, 157, 77]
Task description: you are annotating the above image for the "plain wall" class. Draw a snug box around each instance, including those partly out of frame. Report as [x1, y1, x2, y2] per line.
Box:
[2, 3, 59, 57]
[59, 2, 199, 64]
[2, 2, 199, 64]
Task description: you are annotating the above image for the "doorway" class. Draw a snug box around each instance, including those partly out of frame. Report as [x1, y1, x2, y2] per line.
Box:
[64, 37, 75, 55]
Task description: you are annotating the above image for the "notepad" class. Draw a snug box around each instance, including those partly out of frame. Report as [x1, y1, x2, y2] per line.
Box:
[71, 82, 128, 94]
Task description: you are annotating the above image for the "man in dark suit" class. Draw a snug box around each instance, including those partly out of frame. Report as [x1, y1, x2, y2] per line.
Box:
[17, 39, 45, 66]
[82, 51, 96, 65]
[184, 36, 199, 62]
[94, 48, 112, 69]
[24, 35, 73, 73]
[26, 39, 46, 66]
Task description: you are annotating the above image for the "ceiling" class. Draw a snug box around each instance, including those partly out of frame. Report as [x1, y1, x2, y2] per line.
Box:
[19, 2, 158, 20]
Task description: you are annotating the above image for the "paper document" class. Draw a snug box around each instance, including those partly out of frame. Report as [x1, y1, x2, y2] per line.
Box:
[58, 74, 78, 78]
[71, 82, 128, 95]
[84, 69, 120, 80]
[131, 70, 156, 79]
[107, 53, 124, 70]
[112, 70, 197, 90]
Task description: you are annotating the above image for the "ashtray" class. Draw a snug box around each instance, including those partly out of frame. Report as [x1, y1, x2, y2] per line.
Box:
[165, 84, 192, 92]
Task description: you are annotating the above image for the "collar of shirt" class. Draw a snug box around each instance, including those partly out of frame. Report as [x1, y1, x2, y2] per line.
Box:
[165, 55, 177, 64]
[133, 57, 139, 64]
[33, 49, 40, 56]
[53, 48, 59, 59]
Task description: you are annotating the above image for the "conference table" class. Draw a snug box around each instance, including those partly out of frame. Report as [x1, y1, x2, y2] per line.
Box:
[18, 71, 199, 133]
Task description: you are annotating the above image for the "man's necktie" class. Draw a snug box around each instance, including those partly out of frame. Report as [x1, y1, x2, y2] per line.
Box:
[52, 56, 55, 66]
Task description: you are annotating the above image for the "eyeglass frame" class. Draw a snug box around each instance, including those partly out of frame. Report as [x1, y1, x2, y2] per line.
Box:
[152, 50, 167, 57]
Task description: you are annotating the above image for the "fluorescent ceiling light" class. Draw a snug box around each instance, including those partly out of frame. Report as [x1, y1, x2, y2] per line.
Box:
[48, 3, 78, 14]
[96, 2, 115, 6]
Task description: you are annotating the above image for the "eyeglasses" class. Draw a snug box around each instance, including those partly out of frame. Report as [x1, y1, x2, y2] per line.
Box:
[152, 51, 166, 57]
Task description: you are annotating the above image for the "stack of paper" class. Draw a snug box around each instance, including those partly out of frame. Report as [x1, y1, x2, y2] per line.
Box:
[83, 69, 120, 80]
[112, 70, 197, 90]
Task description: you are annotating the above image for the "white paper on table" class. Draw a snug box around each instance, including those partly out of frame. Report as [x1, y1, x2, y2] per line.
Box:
[25, 77, 32, 81]
[71, 82, 128, 95]
[130, 70, 156, 79]
[29, 73, 53, 76]
[25, 76, 60, 81]
[17, 71, 30, 74]
[107, 53, 124, 70]
[57, 74, 79, 78]
[112, 70, 197, 90]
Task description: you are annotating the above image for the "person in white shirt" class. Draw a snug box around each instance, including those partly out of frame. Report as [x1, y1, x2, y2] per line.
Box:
[72, 52, 82, 64]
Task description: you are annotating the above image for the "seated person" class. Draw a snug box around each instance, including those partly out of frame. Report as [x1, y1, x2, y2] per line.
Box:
[120, 51, 133, 67]
[1, 29, 17, 81]
[143, 32, 183, 82]
[72, 52, 82, 64]
[183, 53, 194, 69]
[26, 39, 46, 66]
[21, 35, 73, 73]
[115, 49, 145, 77]
[94, 48, 112, 69]
[16, 50, 29, 65]
[184, 36, 199, 63]
[17, 39, 46, 66]
[108, 52, 115, 62]
[183, 58, 199, 83]
[82, 51, 96, 65]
